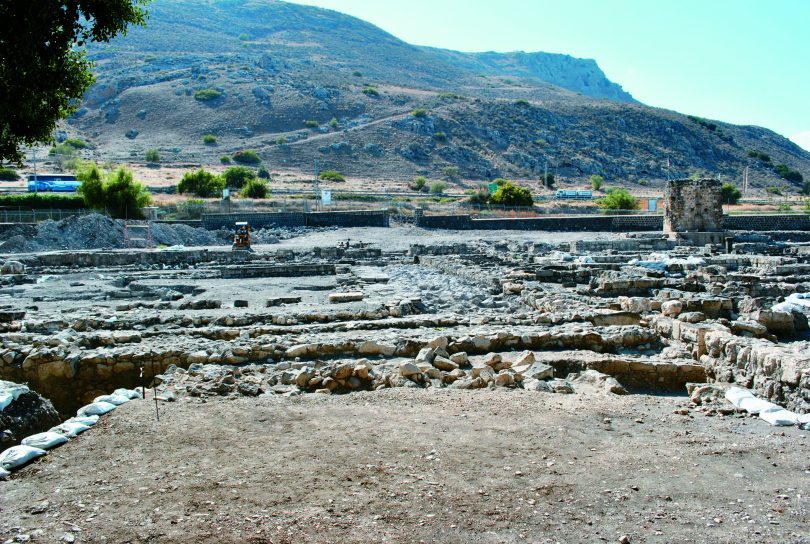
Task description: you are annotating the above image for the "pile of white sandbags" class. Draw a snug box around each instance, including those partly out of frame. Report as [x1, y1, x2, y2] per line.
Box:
[725, 386, 810, 428]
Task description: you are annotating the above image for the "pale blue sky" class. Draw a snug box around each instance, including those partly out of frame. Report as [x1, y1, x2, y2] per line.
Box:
[288, 0, 810, 150]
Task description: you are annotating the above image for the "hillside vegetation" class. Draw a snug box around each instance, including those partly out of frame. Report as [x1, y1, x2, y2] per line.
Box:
[51, 0, 810, 191]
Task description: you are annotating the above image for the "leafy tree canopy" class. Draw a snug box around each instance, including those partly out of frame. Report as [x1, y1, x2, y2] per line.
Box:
[0, 1, 149, 164]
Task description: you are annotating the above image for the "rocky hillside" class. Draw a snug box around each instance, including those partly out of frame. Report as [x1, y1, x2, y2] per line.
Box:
[57, 0, 809, 190]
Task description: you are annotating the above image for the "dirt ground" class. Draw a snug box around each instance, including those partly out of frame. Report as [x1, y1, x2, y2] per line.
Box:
[1, 388, 808, 544]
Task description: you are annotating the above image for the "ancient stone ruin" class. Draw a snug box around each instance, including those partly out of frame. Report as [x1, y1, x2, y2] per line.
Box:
[663, 178, 727, 245]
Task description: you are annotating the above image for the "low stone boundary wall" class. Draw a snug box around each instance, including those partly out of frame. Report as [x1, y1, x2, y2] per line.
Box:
[201, 210, 389, 230]
[414, 211, 810, 232]
[221, 263, 336, 278]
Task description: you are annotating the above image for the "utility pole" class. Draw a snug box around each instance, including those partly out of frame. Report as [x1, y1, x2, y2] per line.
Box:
[313, 159, 320, 211]
[743, 165, 750, 196]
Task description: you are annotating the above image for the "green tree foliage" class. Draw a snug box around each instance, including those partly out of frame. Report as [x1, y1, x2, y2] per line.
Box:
[433, 132, 447, 141]
[429, 181, 448, 194]
[64, 138, 87, 150]
[319, 170, 345, 182]
[232, 150, 261, 164]
[220, 155, 231, 164]
[800, 180, 810, 196]
[589, 175, 604, 191]
[221, 166, 256, 189]
[104, 167, 152, 218]
[490, 181, 533, 207]
[766, 186, 783, 196]
[0, 1, 149, 164]
[361, 87, 379, 97]
[240, 178, 269, 199]
[597, 188, 639, 211]
[202, 134, 217, 145]
[411, 109, 428, 118]
[0, 193, 84, 209]
[275, 136, 286, 145]
[257, 165, 270, 179]
[303, 120, 319, 128]
[721, 182, 742, 204]
[329, 118, 339, 129]
[747, 150, 771, 163]
[145, 148, 160, 163]
[774, 164, 803, 183]
[467, 185, 490, 205]
[78, 164, 151, 218]
[542, 173, 556, 189]
[178, 168, 224, 198]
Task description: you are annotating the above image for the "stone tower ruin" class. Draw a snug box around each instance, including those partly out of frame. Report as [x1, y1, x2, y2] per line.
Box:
[663, 178, 726, 244]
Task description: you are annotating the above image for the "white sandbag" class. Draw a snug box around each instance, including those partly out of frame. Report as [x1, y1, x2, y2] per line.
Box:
[68, 415, 99, 426]
[0, 445, 47, 470]
[114, 388, 142, 400]
[50, 421, 91, 437]
[93, 393, 130, 406]
[21, 431, 69, 450]
[739, 396, 779, 415]
[725, 386, 755, 408]
[797, 413, 810, 431]
[0, 382, 30, 412]
[77, 401, 116, 417]
[0, 467, 9, 479]
[759, 407, 799, 426]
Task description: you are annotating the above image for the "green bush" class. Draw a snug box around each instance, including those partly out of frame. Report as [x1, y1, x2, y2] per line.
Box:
[429, 181, 448, 194]
[804, 200, 810, 214]
[78, 165, 151, 219]
[409, 176, 428, 192]
[541, 172, 555, 188]
[0, 193, 85, 209]
[361, 87, 379, 97]
[241, 178, 269, 199]
[275, 136, 286, 145]
[721, 182, 742, 204]
[48, 142, 78, 156]
[178, 168, 225, 198]
[801, 180, 810, 196]
[145, 148, 160, 163]
[597, 188, 638, 210]
[220, 155, 231, 164]
[467, 185, 490, 205]
[411, 109, 428, 118]
[490, 181, 533, 207]
[257, 165, 270, 179]
[202, 134, 217, 145]
[194, 88, 222, 101]
[442, 166, 460, 180]
[329, 118, 339, 129]
[232, 150, 261, 164]
[238, 33, 249, 41]
[766, 186, 783, 196]
[589, 175, 604, 191]
[319, 170, 345, 182]
[222, 166, 256, 189]
[0, 167, 20, 181]
[747, 150, 771, 162]
[774, 163, 803, 183]
[303, 119, 319, 128]
[515, 99, 530, 106]
[433, 131, 447, 141]
[776, 202, 792, 212]
[352, 71, 363, 77]
[64, 138, 87, 149]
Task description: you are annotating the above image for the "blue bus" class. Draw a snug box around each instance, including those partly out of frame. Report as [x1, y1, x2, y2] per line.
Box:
[555, 189, 592, 200]
[27, 174, 81, 192]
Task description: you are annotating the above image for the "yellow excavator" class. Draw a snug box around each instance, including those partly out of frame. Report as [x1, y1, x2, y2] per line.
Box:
[232, 222, 252, 252]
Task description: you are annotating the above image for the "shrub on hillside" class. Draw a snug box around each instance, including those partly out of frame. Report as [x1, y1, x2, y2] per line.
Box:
[0, 167, 20, 181]
[429, 181, 448, 194]
[361, 87, 379, 97]
[145, 148, 160, 163]
[194, 88, 222, 101]
[202, 134, 217, 145]
[467, 185, 490, 205]
[589, 175, 604, 191]
[64, 138, 87, 149]
[222, 166, 256, 189]
[774, 163, 803, 183]
[490, 181, 533, 207]
[433, 131, 447, 141]
[319, 170, 345, 182]
[409, 176, 428, 192]
[442, 166, 460, 181]
[766, 186, 783, 196]
[721, 182, 742, 204]
[257, 165, 270, 179]
[232, 150, 261, 164]
[178, 168, 225, 198]
[220, 155, 231, 164]
[597, 188, 639, 211]
[411, 109, 428, 118]
[241, 178, 269, 199]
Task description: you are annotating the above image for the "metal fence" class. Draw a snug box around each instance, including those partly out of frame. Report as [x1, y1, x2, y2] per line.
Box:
[0, 208, 93, 223]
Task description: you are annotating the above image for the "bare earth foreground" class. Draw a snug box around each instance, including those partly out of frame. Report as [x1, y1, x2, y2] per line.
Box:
[1, 389, 808, 544]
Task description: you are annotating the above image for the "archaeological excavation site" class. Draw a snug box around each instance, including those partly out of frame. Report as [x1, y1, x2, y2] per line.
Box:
[1, 178, 809, 543]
